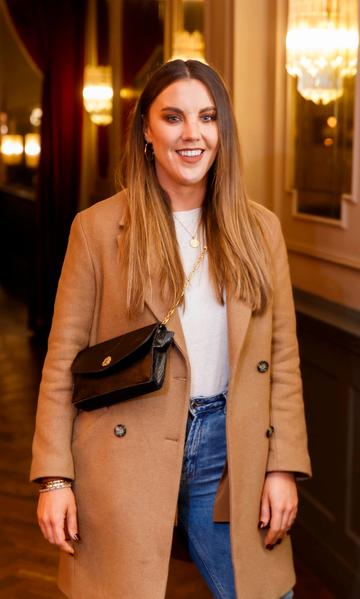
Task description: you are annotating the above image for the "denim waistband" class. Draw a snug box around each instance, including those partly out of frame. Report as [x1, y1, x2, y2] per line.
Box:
[189, 391, 227, 416]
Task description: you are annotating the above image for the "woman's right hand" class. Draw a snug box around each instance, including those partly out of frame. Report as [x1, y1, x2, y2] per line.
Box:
[37, 488, 78, 555]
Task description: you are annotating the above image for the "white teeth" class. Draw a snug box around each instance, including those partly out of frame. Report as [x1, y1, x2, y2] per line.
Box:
[177, 149, 203, 157]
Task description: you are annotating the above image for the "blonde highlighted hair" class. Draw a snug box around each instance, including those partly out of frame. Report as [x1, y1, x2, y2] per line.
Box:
[117, 59, 272, 318]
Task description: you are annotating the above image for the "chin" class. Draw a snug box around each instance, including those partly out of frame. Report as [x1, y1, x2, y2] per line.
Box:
[176, 172, 208, 186]
[178, 178, 205, 187]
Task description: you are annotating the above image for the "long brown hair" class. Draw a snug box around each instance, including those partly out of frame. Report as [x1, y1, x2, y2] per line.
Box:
[117, 59, 272, 318]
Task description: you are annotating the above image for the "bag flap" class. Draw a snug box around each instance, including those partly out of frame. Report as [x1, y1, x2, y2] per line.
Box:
[72, 323, 161, 375]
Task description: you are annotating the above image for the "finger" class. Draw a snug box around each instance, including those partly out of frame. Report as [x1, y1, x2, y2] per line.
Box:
[59, 539, 75, 555]
[38, 518, 55, 544]
[52, 516, 66, 547]
[283, 505, 297, 532]
[258, 493, 271, 530]
[66, 505, 79, 541]
[37, 510, 56, 544]
[274, 505, 296, 544]
[53, 525, 75, 555]
[264, 509, 284, 547]
[52, 517, 74, 555]
[279, 496, 297, 529]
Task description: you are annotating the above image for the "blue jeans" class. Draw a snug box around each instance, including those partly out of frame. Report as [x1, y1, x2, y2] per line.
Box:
[177, 392, 294, 599]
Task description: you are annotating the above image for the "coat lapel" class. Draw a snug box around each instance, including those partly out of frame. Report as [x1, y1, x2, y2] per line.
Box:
[117, 213, 189, 363]
[144, 280, 189, 363]
[226, 294, 252, 385]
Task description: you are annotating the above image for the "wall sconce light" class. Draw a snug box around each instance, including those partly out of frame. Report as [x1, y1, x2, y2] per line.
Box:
[119, 87, 140, 100]
[0, 134, 24, 165]
[83, 65, 113, 125]
[30, 107, 42, 128]
[0, 112, 8, 135]
[286, 0, 359, 105]
[24, 133, 41, 168]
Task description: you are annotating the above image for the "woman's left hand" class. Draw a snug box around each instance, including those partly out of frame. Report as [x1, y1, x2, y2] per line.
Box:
[258, 471, 298, 549]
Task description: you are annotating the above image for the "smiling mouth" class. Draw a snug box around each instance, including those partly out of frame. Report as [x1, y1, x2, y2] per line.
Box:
[176, 149, 204, 157]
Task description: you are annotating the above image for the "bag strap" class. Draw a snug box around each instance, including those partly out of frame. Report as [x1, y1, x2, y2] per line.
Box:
[161, 245, 208, 326]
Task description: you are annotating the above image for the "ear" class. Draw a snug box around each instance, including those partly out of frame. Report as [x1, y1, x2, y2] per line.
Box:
[143, 118, 151, 143]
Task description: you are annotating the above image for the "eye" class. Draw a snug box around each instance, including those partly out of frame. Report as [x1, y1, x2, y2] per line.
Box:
[165, 114, 181, 123]
[201, 113, 217, 122]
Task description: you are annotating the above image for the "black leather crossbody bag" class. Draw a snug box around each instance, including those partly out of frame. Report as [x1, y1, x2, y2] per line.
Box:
[71, 246, 207, 411]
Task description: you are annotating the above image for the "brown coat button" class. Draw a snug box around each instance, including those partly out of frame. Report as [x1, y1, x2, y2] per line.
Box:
[266, 425, 275, 438]
[114, 424, 127, 437]
[257, 360, 269, 373]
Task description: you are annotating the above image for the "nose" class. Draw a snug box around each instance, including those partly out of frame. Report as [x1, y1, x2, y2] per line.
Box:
[181, 117, 201, 141]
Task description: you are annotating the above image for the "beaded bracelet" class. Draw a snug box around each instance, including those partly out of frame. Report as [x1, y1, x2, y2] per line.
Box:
[39, 479, 72, 493]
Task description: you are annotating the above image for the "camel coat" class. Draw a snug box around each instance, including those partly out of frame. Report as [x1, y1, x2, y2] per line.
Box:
[30, 191, 311, 599]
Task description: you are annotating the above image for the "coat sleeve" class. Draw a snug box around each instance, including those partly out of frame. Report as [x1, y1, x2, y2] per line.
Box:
[30, 213, 96, 482]
[265, 212, 312, 480]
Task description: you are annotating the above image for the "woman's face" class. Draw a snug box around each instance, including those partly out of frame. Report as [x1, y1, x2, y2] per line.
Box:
[144, 78, 219, 192]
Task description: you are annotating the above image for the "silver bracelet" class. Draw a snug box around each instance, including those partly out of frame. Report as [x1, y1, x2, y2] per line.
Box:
[39, 479, 72, 493]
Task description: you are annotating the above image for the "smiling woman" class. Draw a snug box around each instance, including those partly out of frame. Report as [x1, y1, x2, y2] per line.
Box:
[119, 59, 273, 320]
[31, 59, 311, 599]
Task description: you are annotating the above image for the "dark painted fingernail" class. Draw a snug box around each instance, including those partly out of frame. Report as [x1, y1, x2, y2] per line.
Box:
[276, 539, 282, 545]
[266, 544, 274, 551]
[72, 533, 80, 542]
[258, 521, 265, 529]
[68, 552, 74, 557]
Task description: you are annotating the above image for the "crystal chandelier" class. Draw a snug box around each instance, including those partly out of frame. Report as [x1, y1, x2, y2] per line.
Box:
[286, 0, 359, 105]
[171, 30, 206, 62]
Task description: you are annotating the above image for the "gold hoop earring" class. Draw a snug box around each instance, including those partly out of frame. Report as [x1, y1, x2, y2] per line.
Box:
[144, 142, 154, 162]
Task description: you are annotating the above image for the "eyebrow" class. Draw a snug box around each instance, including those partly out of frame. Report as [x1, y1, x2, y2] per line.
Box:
[160, 106, 217, 114]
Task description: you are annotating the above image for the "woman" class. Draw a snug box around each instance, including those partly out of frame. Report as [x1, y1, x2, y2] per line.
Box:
[31, 59, 311, 599]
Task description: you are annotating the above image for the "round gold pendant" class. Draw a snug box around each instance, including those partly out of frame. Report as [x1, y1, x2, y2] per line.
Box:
[190, 237, 200, 248]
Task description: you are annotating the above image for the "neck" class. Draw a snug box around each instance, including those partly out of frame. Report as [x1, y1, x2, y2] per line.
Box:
[158, 179, 206, 211]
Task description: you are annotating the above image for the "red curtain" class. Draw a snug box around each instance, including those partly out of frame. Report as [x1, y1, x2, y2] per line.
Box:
[5, 0, 87, 335]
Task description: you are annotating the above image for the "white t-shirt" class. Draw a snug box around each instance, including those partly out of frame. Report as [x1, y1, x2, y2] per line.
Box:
[172, 207, 229, 398]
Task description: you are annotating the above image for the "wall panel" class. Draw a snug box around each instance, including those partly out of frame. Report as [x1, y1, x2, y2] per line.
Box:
[294, 301, 360, 598]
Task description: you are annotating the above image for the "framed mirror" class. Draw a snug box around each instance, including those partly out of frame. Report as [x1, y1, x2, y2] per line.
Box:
[291, 75, 355, 221]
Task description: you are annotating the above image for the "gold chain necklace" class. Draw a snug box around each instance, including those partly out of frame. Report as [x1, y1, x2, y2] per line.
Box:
[161, 245, 207, 325]
[173, 213, 201, 248]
